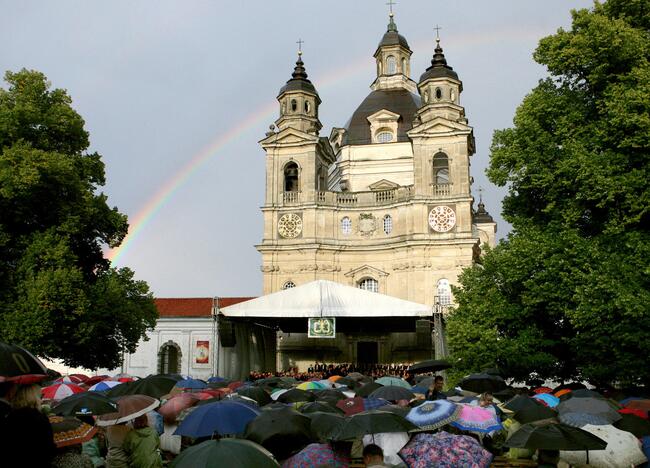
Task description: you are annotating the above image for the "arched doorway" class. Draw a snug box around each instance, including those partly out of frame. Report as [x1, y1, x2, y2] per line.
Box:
[158, 341, 182, 375]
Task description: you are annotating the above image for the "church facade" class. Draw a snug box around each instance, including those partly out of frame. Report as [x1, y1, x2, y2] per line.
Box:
[257, 14, 496, 309]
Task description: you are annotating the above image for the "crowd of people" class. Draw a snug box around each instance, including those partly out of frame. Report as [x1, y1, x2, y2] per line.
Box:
[249, 362, 416, 383]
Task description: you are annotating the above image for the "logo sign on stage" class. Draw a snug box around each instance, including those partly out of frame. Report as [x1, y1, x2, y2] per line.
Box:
[308, 318, 336, 339]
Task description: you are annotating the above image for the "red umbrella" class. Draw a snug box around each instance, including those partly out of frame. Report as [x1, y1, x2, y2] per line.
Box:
[619, 408, 648, 420]
[533, 387, 553, 394]
[194, 391, 219, 400]
[84, 375, 109, 386]
[70, 374, 89, 383]
[158, 393, 199, 423]
[336, 397, 365, 416]
[625, 399, 650, 412]
[42, 383, 85, 401]
[228, 381, 244, 391]
[54, 375, 85, 385]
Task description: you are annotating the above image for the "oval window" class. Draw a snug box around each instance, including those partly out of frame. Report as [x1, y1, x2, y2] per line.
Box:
[291, 99, 297, 112]
[435, 88, 442, 100]
[304, 101, 311, 113]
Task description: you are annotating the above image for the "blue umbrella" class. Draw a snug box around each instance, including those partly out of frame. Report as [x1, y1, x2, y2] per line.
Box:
[411, 385, 427, 394]
[406, 400, 462, 431]
[533, 393, 560, 408]
[174, 400, 261, 437]
[175, 378, 208, 390]
[208, 376, 228, 384]
[559, 412, 609, 427]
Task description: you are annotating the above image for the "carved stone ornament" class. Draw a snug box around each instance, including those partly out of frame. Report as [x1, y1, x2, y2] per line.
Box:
[278, 213, 302, 238]
[358, 213, 376, 236]
[428, 206, 456, 232]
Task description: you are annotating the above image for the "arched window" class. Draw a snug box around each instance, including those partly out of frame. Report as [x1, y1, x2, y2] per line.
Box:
[435, 87, 442, 100]
[284, 162, 299, 192]
[386, 55, 397, 75]
[376, 129, 393, 143]
[433, 152, 449, 184]
[401, 57, 407, 74]
[158, 341, 182, 375]
[304, 100, 311, 114]
[341, 216, 352, 235]
[450, 89, 456, 102]
[437, 279, 452, 305]
[291, 99, 297, 112]
[283, 281, 296, 290]
[383, 215, 393, 234]
[358, 278, 379, 293]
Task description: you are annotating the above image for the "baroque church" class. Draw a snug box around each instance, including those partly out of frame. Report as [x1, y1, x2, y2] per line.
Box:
[116, 13, 497, 379]
[258, 13, 496, 306]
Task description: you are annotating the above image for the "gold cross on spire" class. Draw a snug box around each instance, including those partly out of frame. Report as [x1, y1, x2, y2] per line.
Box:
[296, 38, 304, 56]
[478, 186, 484, 203]
[434, 24, 442, 41]
[386, 0, 396, 16]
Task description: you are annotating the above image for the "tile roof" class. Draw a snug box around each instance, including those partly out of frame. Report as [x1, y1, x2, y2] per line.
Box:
[154, 297, 255, 317]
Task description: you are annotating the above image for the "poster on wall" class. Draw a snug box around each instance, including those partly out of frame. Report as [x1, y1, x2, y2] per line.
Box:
[195, 340, 210, 364]
[308, 317, 336, 338]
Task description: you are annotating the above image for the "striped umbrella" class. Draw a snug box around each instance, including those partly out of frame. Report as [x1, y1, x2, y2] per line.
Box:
[297, 381, 327, 391]
[54, 375, 85, 385]
[89, 381, 122, 392]
[42, 383, 85, 401]
[406, 400, 462, 431]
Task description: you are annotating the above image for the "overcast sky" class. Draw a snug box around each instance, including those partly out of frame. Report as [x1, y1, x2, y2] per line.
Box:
[2, 0, 594, 298]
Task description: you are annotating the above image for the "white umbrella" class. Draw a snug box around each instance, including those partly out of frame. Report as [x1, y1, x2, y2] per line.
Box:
[270, 388, 289, 401]
[560, 424, 647, 468]
[363, 432, 410, 466]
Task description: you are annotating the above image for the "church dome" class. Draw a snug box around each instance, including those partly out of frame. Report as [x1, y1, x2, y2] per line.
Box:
[377, 29, 410, 50]
[343, 89, 421, 145]
[278, 55, 318, 97]
[419, 39, 459, 83]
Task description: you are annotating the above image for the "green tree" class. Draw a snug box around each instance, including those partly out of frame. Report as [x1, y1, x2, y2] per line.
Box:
[0, 69, 157, 369]
[447, 0, 650, 387]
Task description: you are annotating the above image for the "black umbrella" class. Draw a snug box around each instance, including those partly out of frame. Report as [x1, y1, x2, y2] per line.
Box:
[169, 438, 280, 468]
[481, 367, 505, 377]
[553, 382, 587, 393]
[493, 388, 517, 401]
[355, 383, 383, 398]
[107, 375, 177, 399]
[378, 405, 410, 417]
[312, 389, 346, 401]
[566, 389, 604, 399]
[504, 395, 544, 413]
[299, 401, 343, 415]
[513, 404, 557, 424]
[244, 408, 313, 460]
[237, 387, 272, 406]
[505, 421, 607, 452]
[0, 341, 49, 384]
[277, 389, 315, 404]
[304, 411, 346, 442]
[557, 398, 621, 423]
[52, 392, 118, 416]
[458, 373, 507, 393]
[614, 413, 650, 438]
[409, 359, 452, 374]
[334, 377, 359, 389]
[332, 410, 418, 441]
[369, 385, 414, 401]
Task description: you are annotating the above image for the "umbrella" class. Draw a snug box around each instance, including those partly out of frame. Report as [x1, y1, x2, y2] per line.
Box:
[347, 372, 371, 383]
[313, 389, 346, 401]
[512, 403, 557, 424]
[619, 407, 649, 419]
[244, 408, 314, 460]
[175, 400, 261, 437]
[298, 401, 343, 415]
[333, 377, 358, 389]
[208, 376, 229, 383]
[505, 421, 607, 451]
[614, 413, 650, 438]
[380, 405, 410, 417]
[0, 341, 49, 384]
[170, 438, 279, 468]
[626, 399, 650, 412]
[175, 378, 207, 390]
[96, 394, 160, 426]
[408, 359, 452, 374]
[569, 388, 605, 399]
[237, 387, 272, 406]
[406, 399, 461, 430]
[84, 375, 109, 386]
[451, 404, 502, 433]
[228, 381, 245, 391]
[362, 432, 410, 466]
[354, 382, 383, 398]
[533, 393, 560, 408]
[375, 376, 411, 389]
[54, 375, 85, 385]
[560, 424, 647, 467]
[42, 383, 85, 401]
[398, 431, 493, 468]
[49, 415, 97, 448]
[369, 385, 414, 401]
[277, 389, 315, 404]
[336, 397, 389, 416]
[333, 410, 417, 441]
[107, 374, 177, 399]
[328, 375, 343, 382]
[158, 393, 199, 423]
[281, 443, 349, 468]
[458, 373, 507, 393]
[559, 412, 609, 427]
[557, 397, 621, 423]
[52, 391, 118, 416]
[304, 412, 346, 442]
[296, 381, 326, 391]
[503, 395, 543, 413]
[533, 386, 553, 394]
[89, 380, 122, 392]
[553, 382, 587, 393]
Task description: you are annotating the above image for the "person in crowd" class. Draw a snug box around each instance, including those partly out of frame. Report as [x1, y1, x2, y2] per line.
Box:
[425, 376, 446, 400]
[0, 382, 15, 418]
[0, 406, 56, 467]
[478, 392, 494, 407]
[363, 444, 387, 468]
[105, 422, 132, 468]
[12, 383, 42, 410]
[537, 449, 560, 468]
[77, 414, 106, 467]
[122, 414, 163, 468]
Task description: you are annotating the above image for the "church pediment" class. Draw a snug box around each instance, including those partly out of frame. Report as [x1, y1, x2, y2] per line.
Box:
[366, 109, 401, 124]
[344, 264, 389, 279]
[408, 117, 471, 137]
[368, 179, 400, 191]
[259, 127, 318, 148]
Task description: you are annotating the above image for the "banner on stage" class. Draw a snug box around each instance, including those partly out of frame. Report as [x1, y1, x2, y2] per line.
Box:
[195, 340, 210, 364]
[308, 318, 336, 339]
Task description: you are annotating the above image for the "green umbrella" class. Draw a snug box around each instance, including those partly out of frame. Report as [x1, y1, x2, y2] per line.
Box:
[614, 413, 650, 438]
[170, 438, 279, 468]
[52, 392, 117, 416]
[333, 410, 418, 441]
[107, 375, 177, 399]
[505, 421, 607, 451]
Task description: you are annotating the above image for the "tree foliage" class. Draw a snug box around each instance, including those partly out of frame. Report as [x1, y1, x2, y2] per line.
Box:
[447, 0, 650, 386]
[0, 69, 157, 369]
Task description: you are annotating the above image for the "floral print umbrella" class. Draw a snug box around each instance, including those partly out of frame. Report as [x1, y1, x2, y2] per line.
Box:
[406, 400, 461, 431]
[398, 431, 492, 468]
[450, 404, 503, 433]
[282, 443, 349, 468]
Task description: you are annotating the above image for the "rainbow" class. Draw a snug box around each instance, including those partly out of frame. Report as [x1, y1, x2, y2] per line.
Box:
[107, 27, 546, 265]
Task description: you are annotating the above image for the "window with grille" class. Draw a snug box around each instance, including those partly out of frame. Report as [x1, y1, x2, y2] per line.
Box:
[341, 217, 352, 235]
[358, 278, 379, 293]
[437, 279, 452, 305]
[376, 131, 393, 143]
[282, 281, 296, 290]
[383, 215, 393, 234]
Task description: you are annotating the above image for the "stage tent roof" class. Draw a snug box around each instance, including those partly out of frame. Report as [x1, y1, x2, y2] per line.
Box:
[220, 280, 431, 318]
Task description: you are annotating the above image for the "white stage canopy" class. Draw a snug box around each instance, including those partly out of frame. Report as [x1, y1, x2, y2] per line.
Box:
[221, 280, 431, 318]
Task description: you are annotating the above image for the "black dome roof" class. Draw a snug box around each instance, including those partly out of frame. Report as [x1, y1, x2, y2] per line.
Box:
[375, 15, 410, 53]
[419, 40, 459, 83]
[278, 55, 318, 97]
[343, 89, 421, 145]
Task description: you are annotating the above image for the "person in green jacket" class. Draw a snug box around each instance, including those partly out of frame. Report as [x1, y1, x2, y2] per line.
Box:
[122, 415, 163, 468]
